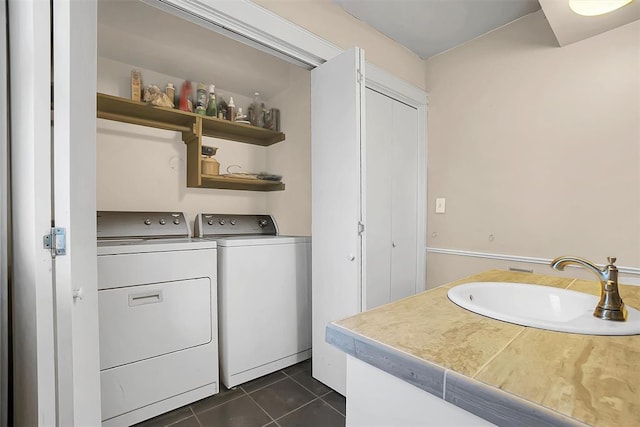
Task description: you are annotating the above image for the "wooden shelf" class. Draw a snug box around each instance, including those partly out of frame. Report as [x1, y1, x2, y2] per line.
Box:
[96, 93, 286, 191]
[200, 175, 285, 191]
[97, 93, 286, 146]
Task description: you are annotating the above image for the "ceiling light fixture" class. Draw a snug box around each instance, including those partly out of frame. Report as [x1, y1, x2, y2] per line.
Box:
[569, 0, 634, 16]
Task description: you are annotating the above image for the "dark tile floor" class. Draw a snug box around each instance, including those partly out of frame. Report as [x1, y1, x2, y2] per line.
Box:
[135, 359, 345, 427]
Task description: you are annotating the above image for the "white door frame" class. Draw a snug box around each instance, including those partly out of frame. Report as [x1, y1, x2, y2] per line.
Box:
[9, 0, 100, 425]
[8, 1, 57, 425]
[0, 1, 10, 425]
[52, 0, 101, 425]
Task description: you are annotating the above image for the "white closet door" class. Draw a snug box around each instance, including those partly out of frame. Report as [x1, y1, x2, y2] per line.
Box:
[364, 88, 393, 310]
[311, 47, 365, 395]
[390, 100, 419, 301]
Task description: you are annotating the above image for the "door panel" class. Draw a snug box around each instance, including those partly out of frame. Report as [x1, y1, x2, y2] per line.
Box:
[364, 88, 393, 310]
[8, 1, 56, 425]
[53, 0, 102, 424]
[53, 0, 101, 424]
[311, 47, 364, 395]
[390, 101, 419, 301]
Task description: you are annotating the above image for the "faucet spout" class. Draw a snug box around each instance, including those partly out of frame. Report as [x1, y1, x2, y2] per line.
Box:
[551, 256, 627, 321]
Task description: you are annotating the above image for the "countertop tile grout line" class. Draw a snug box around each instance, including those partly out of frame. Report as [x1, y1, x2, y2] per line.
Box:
[472, 327, 527, 379]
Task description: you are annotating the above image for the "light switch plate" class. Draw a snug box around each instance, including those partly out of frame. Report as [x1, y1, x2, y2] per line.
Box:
[435, 198, 446, 214]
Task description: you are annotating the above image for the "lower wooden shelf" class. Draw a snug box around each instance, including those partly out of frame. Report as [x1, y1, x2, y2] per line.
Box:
[195, 175, 285, 191]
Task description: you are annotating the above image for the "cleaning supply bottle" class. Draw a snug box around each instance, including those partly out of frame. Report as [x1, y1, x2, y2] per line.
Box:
[206, 84, 217, 117]
[248, 92, 264, 127]
[227, 97, 236, 121]
[195, 82, 207, 115]
[217, 93, 228, 121]
[165, 83, 175, 107]
[179, 80, 193, 112]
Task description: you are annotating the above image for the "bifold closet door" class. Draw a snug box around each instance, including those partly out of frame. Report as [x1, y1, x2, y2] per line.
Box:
[389, 99, 419, 301]
[364, 89, 419, 309]
[364, 89, 392, 310]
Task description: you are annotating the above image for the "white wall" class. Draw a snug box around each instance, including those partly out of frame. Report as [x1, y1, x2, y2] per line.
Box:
[425, 11, 640, 286]
[97, 57, 310, 234]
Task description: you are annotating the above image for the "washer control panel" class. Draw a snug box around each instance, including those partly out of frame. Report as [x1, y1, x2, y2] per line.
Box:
[195, 213, 277, 237]
[97, 211, 189, 239]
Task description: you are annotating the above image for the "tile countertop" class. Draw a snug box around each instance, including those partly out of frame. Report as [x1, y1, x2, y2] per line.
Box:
[326, 270, 640, 427]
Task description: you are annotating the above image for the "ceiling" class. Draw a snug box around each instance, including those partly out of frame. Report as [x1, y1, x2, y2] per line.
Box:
[334, 0, 541, 59]
[334, 0, 640, 59]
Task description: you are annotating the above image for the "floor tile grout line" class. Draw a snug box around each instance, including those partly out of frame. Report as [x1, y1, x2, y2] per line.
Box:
[272, 396, 323, 423]
[190, 389, 247, 417]
[319, 394, 346, 417]
[286, 371, 330, 398]
[163, 413, 197, 427]
[241, 375, 290, 395]
[245, 386, 279, 424]
[188, 406, 204, 427]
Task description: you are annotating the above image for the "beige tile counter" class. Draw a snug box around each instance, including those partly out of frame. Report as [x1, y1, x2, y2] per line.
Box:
[327, 270, 640, 426]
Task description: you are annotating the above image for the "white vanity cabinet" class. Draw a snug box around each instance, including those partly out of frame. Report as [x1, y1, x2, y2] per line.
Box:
[311, 49, 427, 395]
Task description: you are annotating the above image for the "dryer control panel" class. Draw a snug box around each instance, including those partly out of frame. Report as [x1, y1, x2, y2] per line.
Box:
[97, 211, 190, 240]
[195, 213, 278, 237]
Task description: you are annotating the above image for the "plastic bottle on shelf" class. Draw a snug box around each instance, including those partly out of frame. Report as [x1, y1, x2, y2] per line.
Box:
[179, 80, 193, 112]
[195, 83, 207, 115]
[235, 107, 248, 123]
[248, 92, 265, 128]
[227, 97, 236, 121]
[217, 93, 228, 120]
[206, 85, 217, 117]
[165, 83, 175, 107]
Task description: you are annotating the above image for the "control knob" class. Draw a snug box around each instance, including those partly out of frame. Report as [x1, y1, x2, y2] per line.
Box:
[207, 219, 213, 226]
[230, 219, 237, 226]
[159, 218, 166, 225]
[219, 219, 226, 225]
[258, 219, 268, 228]
[144, 219, 151, 225]
[173, 219, 180, 225]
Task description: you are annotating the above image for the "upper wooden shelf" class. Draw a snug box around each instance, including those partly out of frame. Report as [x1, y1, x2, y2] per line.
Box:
[96, 92, 286, 146]
[96, 92, 286, 192]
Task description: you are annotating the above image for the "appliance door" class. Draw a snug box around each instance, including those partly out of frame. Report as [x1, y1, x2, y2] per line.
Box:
[218, 240, 311, 380]
[97, 247, 218, 421]
[98, 278, 212, 370]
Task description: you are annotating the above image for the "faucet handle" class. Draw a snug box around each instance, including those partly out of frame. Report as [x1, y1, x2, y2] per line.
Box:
[607, 256, 617, 265]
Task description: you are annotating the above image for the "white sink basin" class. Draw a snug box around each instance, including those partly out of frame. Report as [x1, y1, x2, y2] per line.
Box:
[447, 282, 640, 336]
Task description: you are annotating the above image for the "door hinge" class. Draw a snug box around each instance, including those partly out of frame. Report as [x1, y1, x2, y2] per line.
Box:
[43, 227, 66, 257]
[357, 69, 364, 84]
[358, 221, 365, 236]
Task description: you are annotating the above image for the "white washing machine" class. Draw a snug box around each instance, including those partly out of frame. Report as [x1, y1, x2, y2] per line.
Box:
[97, 211, 219, 426]
[195, 213, 311, 388]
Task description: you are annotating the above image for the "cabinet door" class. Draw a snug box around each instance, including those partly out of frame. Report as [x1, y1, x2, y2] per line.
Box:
[364, 88, 393, 310]
[311, 47, 365, 395]
[390, 100, 419, 301]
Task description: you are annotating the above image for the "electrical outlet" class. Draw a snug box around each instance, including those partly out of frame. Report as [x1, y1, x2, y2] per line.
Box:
[435, 198, 446, 214]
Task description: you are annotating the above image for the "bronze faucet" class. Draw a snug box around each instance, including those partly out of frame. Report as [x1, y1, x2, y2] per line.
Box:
[551, 256, 627, 321]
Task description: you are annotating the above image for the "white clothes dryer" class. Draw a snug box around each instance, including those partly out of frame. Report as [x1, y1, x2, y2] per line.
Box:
[97, 211, 218, 426]
[195, 213, 311, 388]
